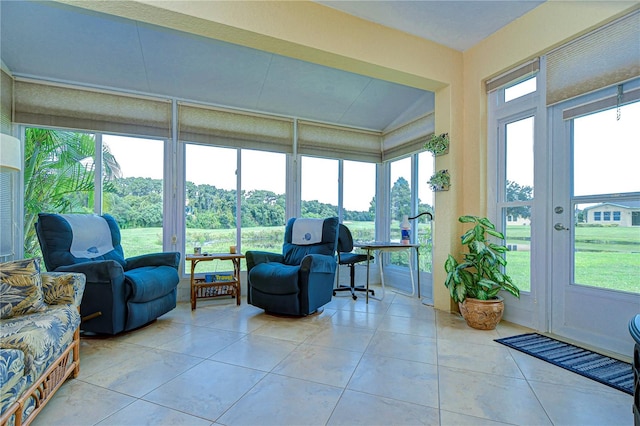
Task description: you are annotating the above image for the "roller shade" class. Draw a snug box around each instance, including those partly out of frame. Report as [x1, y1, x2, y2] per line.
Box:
[547, 11, 640, 106]
[178, 102, 293, 153]
[13, 80, 171, 138]
[297, 121, 381, 162]
[1, 70, 12, 134]
[486, 59, 540, 93]
[381, 113, 435, 161]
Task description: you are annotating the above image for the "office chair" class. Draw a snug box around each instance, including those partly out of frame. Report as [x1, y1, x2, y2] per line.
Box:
[334, 224, 374, 300]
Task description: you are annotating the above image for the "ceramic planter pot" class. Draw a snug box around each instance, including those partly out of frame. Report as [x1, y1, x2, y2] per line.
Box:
[459, 296, 504, 330]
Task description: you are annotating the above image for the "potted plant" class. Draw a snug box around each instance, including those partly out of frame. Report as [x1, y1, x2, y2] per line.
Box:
[427, 169, 450, 191]
[423, 133, 449, 156]
[444, 215, 520, 330]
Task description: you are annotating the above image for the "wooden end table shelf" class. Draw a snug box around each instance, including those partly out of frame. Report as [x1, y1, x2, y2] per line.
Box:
[186, 253, 245, 310]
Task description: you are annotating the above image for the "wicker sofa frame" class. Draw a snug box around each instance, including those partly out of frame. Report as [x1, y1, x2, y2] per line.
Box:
[0, 326, 80, 426]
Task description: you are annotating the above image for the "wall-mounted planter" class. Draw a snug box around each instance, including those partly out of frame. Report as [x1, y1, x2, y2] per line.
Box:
[423, 133, 449, 156]
[428, 169, 450, 192]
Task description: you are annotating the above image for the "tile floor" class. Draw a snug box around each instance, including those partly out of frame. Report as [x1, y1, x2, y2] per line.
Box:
[33, 290, 633, 426]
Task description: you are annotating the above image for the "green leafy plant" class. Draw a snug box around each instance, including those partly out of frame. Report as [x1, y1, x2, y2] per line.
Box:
[427, 169, 450, 191]
[444, 215, 520, 303]
[423, 133, 449, 156]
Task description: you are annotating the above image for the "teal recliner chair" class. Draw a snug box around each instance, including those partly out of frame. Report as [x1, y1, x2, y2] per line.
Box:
[35, 213, 180, 335]
[246, 217, 338, 316]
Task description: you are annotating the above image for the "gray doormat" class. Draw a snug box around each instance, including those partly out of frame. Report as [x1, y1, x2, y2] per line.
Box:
[495, 333, 633, 395]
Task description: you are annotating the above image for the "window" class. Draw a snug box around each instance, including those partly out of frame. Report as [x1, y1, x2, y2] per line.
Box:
[102, 135, 165, 257]
[613, 211, 621, 221]
[343, 160, 376, 242]
[594, 212, 602, 221]
[23, 128, 97, 258]
[505, 77, 537, 102]
[489, 65, 540, 295]
[416, 151, 434, 273]
[185, 144, 237, 273]
[603, 211, 611, 221]
[301, 156, 338, 218]
[241, 149, 286, 254]
[389, 156, 411, 252]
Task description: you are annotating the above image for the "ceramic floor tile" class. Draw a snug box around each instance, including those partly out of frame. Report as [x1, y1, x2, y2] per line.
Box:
[251, 317, 323, 343]
[529, 379, 634, 425]
[30, 379, 135, 426]
[327, 389, 440, 425]
[303, 324, 375, 352]
[347, 353, 439, 408]
[385, 301, 436, 320]
[438, 365, 552, 425]
[366, 330, 438, 364]
[34, 295, 629, 426]
[272, 344, 362, 387]
[216, 374, 342, 426]
[82, 346, 203, 397]
[439, 410, 513, 425]
[209, 334, 298, 371]
[437, 339, 524, 379]
[203, 308, 275, 333]
[112, 319, 193, 348]
[143, 359, 266, 422]
[96, 399, 213, 426]
[157, 325, 245, 358]
[77, 338, 142, 379]
[330, 310, 384, 330]
[376, 314, 437, 338]
[436, 314, 502, 346]
[339, 298, 391, 315]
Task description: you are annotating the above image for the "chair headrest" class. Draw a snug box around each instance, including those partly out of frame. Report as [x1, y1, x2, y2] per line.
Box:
[61, 214, 115, 259]
[291, 218, 325, 245]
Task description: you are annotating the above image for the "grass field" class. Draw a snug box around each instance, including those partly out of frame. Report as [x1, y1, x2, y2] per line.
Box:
[119, 223, 639, 293]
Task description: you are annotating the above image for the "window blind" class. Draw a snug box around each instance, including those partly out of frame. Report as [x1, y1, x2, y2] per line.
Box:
[178, 102, 293, 154]
[486, 59, 540, 93]
[381, 113, 435, 161]
[1, 70, 12, 134]
[297, 121, 381, 163]
[546, 11, 640, 106]
[13, 79, 172, 138]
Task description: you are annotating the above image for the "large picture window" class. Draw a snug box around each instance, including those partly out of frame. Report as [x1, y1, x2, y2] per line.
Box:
[102, 135, 165, 257]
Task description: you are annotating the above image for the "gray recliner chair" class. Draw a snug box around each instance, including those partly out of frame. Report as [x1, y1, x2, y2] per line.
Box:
[35, 213, 180, 335]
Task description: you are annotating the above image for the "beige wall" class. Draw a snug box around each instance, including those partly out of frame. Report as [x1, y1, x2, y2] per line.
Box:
[61, 0, 637, 311]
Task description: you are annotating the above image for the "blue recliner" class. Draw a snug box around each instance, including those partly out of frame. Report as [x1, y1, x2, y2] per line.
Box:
[246, 217, 339, 316]
[35, 213, 180, 335]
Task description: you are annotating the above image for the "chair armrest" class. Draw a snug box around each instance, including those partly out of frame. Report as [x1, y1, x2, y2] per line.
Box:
[125, 252, 180, 271]
[300, 254, 337, 273]
[55, 260, 124, 284]
[41, 272, 86, 307]
[245, 251, 284, 272]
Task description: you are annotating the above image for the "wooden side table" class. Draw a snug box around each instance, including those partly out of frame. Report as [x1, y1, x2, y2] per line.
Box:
[186, 253, 245, 310]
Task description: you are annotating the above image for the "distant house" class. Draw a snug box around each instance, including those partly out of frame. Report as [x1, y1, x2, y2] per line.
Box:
[582, 201, 640, 227]
[506, 214, 531, 226]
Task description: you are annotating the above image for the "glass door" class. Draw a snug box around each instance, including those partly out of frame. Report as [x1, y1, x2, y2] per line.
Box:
[550, 88, 640, 357]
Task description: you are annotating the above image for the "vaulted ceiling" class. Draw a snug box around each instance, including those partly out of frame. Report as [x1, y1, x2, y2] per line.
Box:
[0, 1, 545, 132]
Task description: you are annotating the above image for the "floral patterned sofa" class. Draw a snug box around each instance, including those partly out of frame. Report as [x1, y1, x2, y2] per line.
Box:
[0, 258, 85, 426]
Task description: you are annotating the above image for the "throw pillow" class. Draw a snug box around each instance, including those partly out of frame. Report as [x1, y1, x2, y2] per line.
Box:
[0, 258, 47, 319]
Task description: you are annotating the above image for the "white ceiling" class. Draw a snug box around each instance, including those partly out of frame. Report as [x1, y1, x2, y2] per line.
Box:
[0, 1, 544, 132]
[316, 1, 545, 52]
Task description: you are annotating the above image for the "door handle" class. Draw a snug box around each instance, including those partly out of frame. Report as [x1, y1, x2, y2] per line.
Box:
[554, 223, 569, 231]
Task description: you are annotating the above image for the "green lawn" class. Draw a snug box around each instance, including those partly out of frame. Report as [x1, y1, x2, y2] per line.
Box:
[119, 223, 638, 293]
